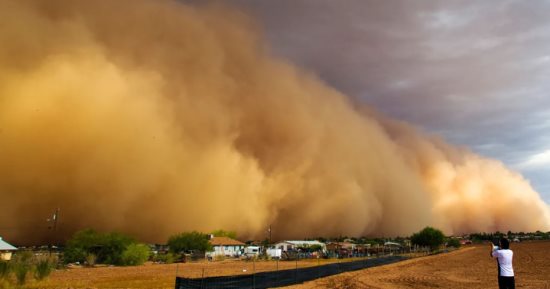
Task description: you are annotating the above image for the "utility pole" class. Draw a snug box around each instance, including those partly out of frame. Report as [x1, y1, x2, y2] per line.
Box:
[48, 208, 60, 256]
[52, 208, 59, 232]
[268, 225, 272, 245]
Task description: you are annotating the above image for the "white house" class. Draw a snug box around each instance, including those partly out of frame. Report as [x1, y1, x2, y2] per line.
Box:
[0, 237, 17, 261]
[208, 237, 245, 258]
[273, 240, 326, 252]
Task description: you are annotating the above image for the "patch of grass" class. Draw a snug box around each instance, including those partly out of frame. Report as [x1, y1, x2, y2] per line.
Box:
[0, 261, 10, 279]
[34, 256, 57, 281]
[14, 262, 30, 286]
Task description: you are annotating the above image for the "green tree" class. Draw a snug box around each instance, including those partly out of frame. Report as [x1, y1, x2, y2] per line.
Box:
[121, 244, 150, 266]
[167, 231, 212, 253]
[210, 229, 237, 239]
[411, 227, 445, 250]
[99, 232, 136, 265]
[64, 229, 104, 263]
[446, 238, 461, 248]
[64, 229, 136, 265]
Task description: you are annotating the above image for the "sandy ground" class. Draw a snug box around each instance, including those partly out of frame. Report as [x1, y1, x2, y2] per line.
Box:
[26, 257, 340, 289]
[24, 241, 550, 289]
[287, 241, 550, 289]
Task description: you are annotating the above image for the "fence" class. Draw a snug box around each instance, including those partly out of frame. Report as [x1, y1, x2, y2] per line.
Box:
[175, 255, 407, 289]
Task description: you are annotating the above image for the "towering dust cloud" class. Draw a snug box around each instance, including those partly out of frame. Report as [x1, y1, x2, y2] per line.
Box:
[1, 0, 549, 244]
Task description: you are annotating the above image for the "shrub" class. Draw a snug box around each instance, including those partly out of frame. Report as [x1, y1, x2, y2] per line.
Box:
[155, 253, 175, 264]
[121, 244, 150, 266]
[163, 253, 175, 264]
[14, 262, 30, 286]
[34, 256, 56, 281]
[11, 251, 33, 286]
[0, 261, 10, 279]
[0, 279, 11, 289]
[411, 227, 445, 251]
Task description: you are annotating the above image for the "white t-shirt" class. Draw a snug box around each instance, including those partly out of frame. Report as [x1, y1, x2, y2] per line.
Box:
[492, 249, 514, 277]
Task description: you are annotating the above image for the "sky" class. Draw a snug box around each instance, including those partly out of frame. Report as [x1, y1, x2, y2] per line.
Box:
[227, 0, 550, 202]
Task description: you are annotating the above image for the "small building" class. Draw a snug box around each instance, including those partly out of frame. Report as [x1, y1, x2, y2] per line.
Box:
[0, 237, 17, 261]
[326, 242, 370, 258]
[208, 236, 245, 258]
[273, 240, 326, 252]
[326, 242, 356, 252]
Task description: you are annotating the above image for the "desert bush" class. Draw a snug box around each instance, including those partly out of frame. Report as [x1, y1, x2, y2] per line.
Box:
[34, 255, 57, 281]
[13, 262, 30, 286]
[164, 253, 175, 264]
[11, 251, 33, 285]
[0, 261, 10, 279]
[155, 253, 175, 264]
[121, 244, 150, 266]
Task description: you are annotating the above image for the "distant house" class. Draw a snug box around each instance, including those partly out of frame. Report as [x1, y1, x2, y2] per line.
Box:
[273, 240, 326, 252]
[326, 242, 356, 252]
[208, 236, 245, 258]
[0, 237, 17, 261]
[326, 242, 371, 257]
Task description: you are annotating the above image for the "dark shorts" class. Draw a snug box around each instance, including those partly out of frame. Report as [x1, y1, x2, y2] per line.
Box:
[498, 276, 515, 289]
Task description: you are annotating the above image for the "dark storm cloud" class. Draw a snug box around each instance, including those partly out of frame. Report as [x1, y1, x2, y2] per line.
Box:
[228, 0, 550, 201]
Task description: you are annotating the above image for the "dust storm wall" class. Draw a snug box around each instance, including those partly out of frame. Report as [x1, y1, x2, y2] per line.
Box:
[0, 0, 548, 244]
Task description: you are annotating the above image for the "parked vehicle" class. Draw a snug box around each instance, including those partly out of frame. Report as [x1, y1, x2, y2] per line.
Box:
[241, 246, 261, 259]
[266, 248, 282, 259]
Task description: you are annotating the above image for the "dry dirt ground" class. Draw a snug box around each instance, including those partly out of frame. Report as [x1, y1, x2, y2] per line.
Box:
[288, 241, 550, 289]
[26, 257, 336, 289]
[25, 241, 550, 289]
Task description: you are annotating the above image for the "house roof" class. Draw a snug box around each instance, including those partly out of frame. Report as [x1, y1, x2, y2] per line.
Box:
[384, 241, 402, 247]
[0, 237, 17, 251]
[277, 240, 325, 246]
[209, 237, 245, 246]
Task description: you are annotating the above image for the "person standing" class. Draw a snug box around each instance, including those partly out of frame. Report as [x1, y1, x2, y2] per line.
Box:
[490, 237, 515, 289]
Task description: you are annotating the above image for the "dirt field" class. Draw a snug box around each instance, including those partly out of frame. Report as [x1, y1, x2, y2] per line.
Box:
[24, 241, 550, 289]
[25, 257, 338, 289]
[289, 241, 550, 289]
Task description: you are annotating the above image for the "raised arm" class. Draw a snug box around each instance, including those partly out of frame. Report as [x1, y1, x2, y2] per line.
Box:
[489, 242, 497, 258]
